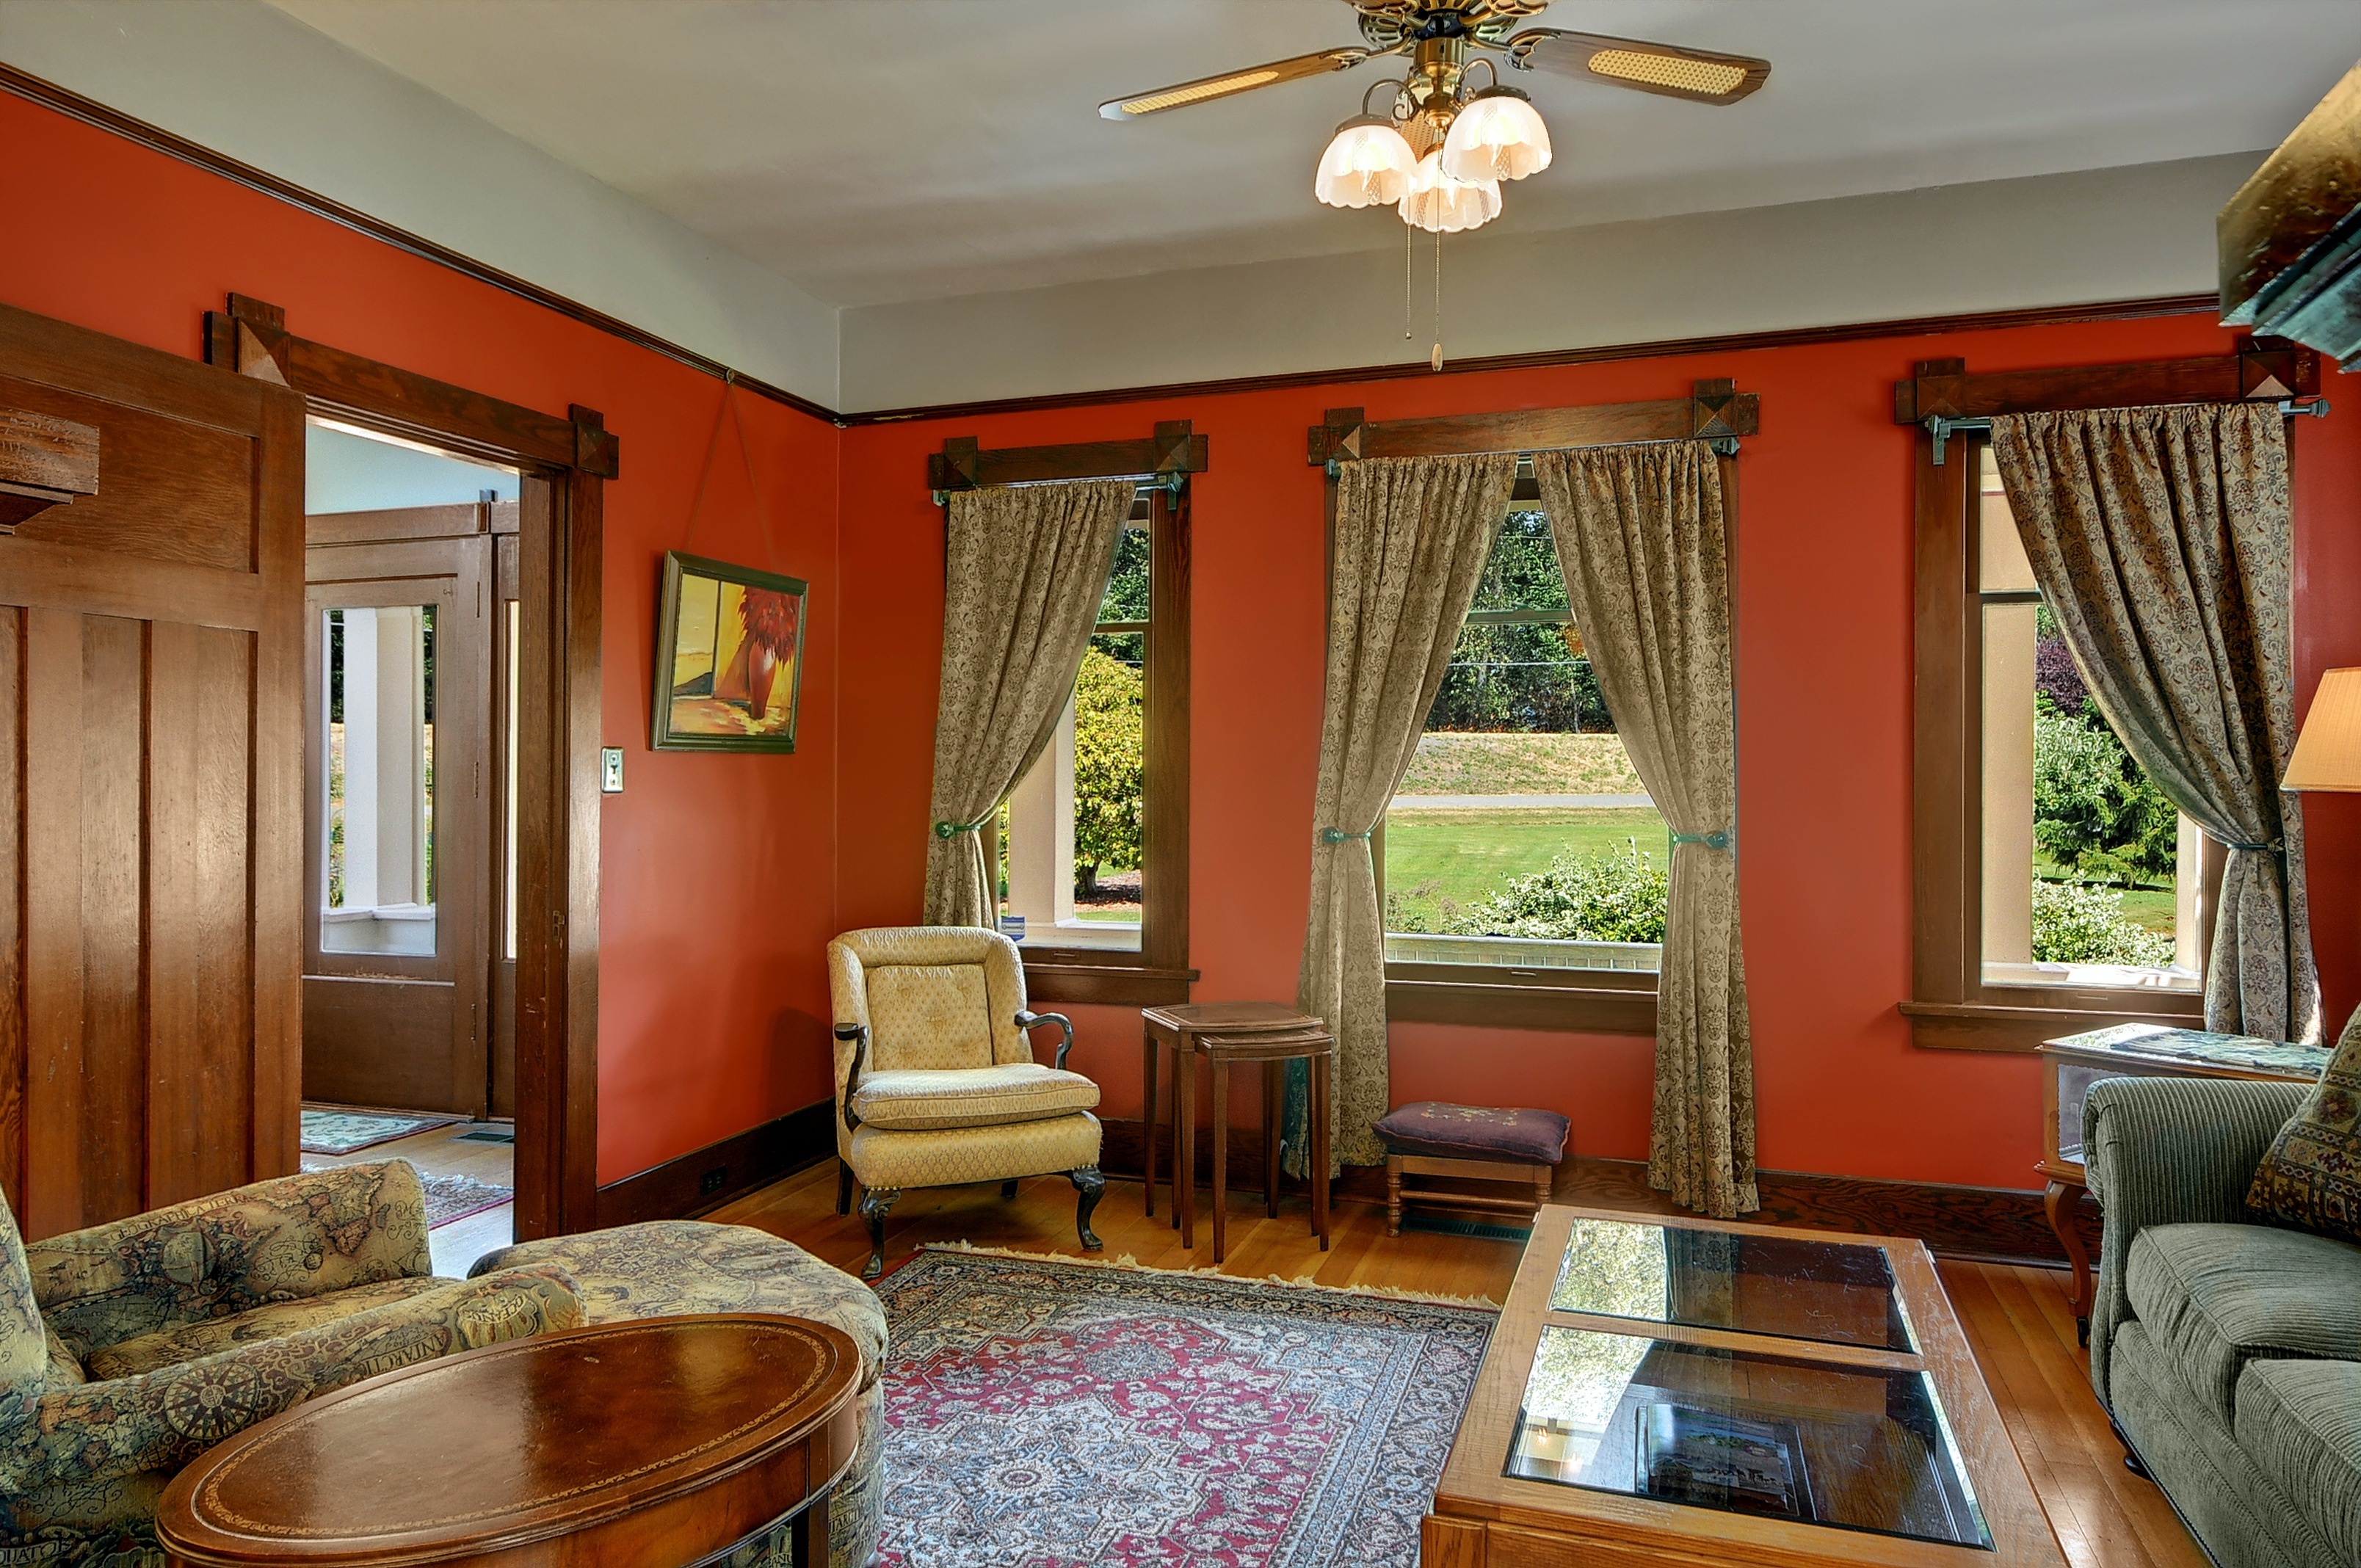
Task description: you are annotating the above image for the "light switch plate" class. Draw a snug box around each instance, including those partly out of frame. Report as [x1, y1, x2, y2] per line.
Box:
[601, 747, 625, 794]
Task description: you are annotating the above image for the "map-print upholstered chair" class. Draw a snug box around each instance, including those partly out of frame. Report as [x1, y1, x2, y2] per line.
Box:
[827, 927, 1106, 1278]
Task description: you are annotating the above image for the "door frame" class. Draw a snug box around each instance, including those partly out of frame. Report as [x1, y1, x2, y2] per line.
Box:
[208, 293, 616, 1240]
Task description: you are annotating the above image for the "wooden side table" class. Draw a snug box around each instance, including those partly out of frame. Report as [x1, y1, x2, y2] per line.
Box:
[159, 1314, 860, 1568]
[1142, 1001, 1332, 1264]
[2039, 1023, 2328, 1345]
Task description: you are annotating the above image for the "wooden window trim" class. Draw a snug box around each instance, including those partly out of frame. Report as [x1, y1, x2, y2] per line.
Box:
[1898, 341, 2317, 1053]
[1308, 381, 1753, 1037]
[929, 425, 1203, 1007]
[208, 293, 612, 1237]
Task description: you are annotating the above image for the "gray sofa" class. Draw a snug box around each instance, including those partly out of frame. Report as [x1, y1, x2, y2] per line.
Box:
[2085, 1075, 2361, 1568]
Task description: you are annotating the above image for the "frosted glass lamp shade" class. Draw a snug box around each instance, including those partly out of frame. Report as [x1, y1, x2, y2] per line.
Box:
[1398, 149, 1501, 233]
[1440, 86, 1551, 183]
[2283, 667, 2361, 790]
[1315, 116, 1416, 208]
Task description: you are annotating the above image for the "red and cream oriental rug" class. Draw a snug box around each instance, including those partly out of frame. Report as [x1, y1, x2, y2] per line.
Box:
[869, 1247, 1496, 1567]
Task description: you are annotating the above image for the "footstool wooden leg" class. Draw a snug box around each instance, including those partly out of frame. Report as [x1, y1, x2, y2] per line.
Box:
[858, 1187, 900, 1280]
[1534, 1162, 1553, 1219]
[1387, 1155, 1404, 1237]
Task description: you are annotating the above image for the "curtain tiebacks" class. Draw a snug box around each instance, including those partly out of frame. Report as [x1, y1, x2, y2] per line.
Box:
[933, 811, 998, 840]
[2222, 838, 2285, 854]
[1670, 830, 1733, 851]
[1317, 827, 1372, 844]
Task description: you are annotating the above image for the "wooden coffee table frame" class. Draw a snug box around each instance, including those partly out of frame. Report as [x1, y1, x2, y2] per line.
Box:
[1423, 1205, 2067, 1568]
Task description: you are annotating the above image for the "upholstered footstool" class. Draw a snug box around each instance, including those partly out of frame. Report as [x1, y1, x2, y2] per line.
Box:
[468, 1222, 888, 1568]
[1374, 1102, 1571, 1236]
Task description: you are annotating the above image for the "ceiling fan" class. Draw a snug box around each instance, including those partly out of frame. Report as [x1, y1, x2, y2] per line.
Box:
[1100, 1, 1771, 233]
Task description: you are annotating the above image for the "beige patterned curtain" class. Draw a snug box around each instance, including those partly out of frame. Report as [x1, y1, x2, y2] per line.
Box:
[922, 479, 1134, 927]
[1535, 442, 1756, 1218]
[1291, 454, 1517, 1172]
[1991, 404, 2318, 1043]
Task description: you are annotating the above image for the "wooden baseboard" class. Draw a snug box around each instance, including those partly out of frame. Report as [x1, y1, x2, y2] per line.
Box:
[594, 1101, 835, 1228]
[1095, 1116, 2096, 1268]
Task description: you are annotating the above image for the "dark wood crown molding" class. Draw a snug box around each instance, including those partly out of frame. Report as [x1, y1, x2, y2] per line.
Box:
[926, 420, 1209, 494]
[1893, 336, 2318, 424]
[1308, 379, 1756, 466]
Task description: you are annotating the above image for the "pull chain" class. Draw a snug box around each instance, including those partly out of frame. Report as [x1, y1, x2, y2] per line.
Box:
[1404, 219, 1413, 345]
[1431, 228, 1444, 371]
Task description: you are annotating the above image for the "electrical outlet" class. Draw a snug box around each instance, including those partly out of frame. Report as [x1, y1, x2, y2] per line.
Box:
[700, 1166, 728, 1196]
[601, 747, 625, 794]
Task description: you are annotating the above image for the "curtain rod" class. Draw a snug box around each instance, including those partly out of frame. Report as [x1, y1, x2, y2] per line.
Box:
[930, 470, 1187, 507]
[1923, 397, 2331, 465]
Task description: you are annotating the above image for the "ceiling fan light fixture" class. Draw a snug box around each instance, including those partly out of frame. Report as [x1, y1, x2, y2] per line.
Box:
[1315, 114, 1418, 208]
[1440, 84, 1551, 183]
[1399, 148, 1501, 233]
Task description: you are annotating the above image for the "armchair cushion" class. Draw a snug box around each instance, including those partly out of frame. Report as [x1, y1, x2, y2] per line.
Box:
[827, 927, 1031, 1077]
[848, 1112, 1100, 1191]
[863, 965, 996, 1072]
[83, 1274, 457, 1382]
[851, 1064, 1100, 1132]
[29, 1163, 433, 1361]
[2124, 1221, 2361, 1420]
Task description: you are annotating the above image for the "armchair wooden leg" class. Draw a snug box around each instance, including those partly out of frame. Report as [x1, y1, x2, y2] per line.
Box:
[1001, 1178, 1020, 1199]
[858, 1188, 901, 1280]
[1070, 1166, 1106, 1252]
[837, 1159, 854, 1216]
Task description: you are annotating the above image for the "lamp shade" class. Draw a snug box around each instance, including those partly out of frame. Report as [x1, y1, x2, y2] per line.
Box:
[1315, 115, 1417, 208]
[2282, 667, 2361, 791]
[1441, 85, 1552, 183]
[1398, 148, 1501, 233]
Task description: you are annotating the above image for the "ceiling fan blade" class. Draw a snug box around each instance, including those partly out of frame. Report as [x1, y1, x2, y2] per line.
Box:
[1099, 46, 1374, 120]
[1505, 29, 1769, 106]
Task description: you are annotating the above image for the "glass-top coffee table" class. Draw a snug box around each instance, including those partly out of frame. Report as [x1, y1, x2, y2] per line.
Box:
[1424, 1205, 2067, 1566]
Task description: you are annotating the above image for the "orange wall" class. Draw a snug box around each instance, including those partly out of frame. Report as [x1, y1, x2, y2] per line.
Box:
[841, 317, 2361, 1191]
[0, 92, 845, 1184]
[10, 86, 2361, 1197]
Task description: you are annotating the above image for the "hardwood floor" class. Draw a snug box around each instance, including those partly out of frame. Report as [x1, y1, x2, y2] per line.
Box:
[711, 1161, 2209, 1568]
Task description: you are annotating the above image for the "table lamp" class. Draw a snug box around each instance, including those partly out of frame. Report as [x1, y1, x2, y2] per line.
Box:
[2284, 668, 2361, 792]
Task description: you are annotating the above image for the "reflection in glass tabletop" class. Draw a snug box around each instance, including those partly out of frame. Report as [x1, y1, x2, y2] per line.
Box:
[1507, 1326, 1991, 1550]
[1548, 1216, 1916, 1351]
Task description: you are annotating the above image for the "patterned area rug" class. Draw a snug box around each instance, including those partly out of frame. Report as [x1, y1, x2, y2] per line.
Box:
[298, 1107, 465, 1155]
[871, 1248, 1495, 1567]
[298, 1161, 510, 1227]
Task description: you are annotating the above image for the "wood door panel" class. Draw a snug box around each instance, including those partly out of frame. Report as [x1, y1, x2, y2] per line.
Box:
[0, 373, 255, 572]
[301, 978, 458, 1110]
[0, 302, 302, 1239]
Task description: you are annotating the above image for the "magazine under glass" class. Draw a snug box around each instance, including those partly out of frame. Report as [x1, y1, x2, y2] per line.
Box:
[1506, 1326, 1992, 1549]
[1547, 1215, 1917, 1352]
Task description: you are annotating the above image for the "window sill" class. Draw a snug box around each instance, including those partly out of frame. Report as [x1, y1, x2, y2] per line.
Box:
[1020, 954, 1197, 1008]
[1386, 965, 1657, 1034]
[1899, 996, 2203, 1054]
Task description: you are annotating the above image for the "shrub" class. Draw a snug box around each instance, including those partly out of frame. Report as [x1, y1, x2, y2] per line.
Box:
[2032, 710, 2177, 883]
[1070, 649, 1143, 893]
[1443, 843, 1669, 944]
[2029, 880, 2177, 968]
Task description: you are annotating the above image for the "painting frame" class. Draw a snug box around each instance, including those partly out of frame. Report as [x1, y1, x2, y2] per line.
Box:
[650, 549, 809, 753]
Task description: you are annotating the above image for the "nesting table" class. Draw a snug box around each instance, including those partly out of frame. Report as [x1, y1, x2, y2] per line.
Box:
[1142, 1001, 1332, 1264]
[158, 1314, 860, 1568]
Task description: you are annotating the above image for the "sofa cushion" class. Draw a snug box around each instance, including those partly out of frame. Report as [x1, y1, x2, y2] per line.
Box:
[1374, 1101, 1570, 1164]
[83, 1274, 456, 1380]
[2236, 1359, 2361, 1560]
[852, 1064, 1100, 1132]
[2125, 1221, 2361, 1419]
[2247, 1008, 2361, 1244]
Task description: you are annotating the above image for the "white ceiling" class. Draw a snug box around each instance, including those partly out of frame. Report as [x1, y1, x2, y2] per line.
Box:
[267, 0, 2361, 311]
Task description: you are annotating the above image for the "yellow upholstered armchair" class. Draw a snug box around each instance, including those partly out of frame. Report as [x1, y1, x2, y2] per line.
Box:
[827, 927, 1106, 1278]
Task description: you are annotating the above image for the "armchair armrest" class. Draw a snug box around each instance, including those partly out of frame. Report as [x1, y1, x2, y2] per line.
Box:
[28, 1163, 435, 1357]
[1015, 1009, 1076, 1071]
[2082, 1075, 2304, 1400]
[835, 1023, 871, 1131]
[0, 1265, 579, 1494]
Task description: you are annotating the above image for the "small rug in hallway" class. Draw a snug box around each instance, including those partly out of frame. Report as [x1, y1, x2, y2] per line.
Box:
[871, 1248, 1495, 1567]
[298, 1107, 465, 1155]
[298, 1162, 510, 1227]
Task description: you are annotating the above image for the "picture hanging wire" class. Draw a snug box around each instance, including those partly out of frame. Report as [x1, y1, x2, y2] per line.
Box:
[680, 371, 781, 568]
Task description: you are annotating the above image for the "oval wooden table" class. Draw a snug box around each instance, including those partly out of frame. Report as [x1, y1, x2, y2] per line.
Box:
[158, 1313, 861, 1568]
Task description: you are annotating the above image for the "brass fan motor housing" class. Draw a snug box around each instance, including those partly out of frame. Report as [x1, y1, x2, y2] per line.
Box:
[1346, 0, 1551, 51]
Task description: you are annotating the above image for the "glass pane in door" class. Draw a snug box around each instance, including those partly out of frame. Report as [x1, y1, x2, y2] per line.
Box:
[323, 604, 438, 956]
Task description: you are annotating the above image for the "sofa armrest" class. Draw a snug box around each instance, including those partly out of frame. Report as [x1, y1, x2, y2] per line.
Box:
[0, 1265, 579, 1494]
[28, 1163, 435, 1356]
[2082, 1075, 2304, 1403]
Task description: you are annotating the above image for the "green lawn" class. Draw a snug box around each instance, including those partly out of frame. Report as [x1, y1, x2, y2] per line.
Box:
[1397, 732, 1645, 796]
[2033, 854, 2175, 937]
[1384, 805, 1667, 932]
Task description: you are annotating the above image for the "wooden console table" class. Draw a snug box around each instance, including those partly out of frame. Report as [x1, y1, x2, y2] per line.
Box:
[1142, 1001, 1332, 1264]
[159, 1314, 860, 1568]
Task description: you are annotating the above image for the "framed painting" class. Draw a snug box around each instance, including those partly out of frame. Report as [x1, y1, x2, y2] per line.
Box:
[651, 550, 808, 752]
